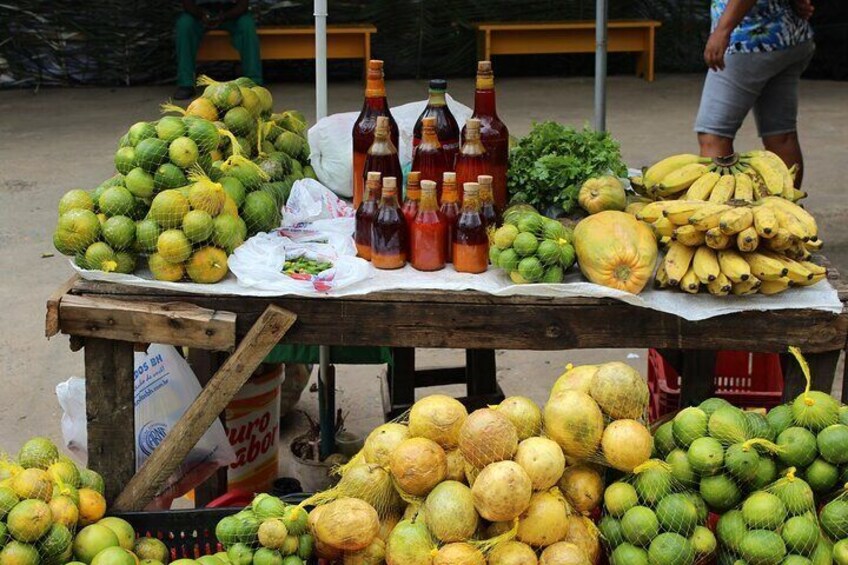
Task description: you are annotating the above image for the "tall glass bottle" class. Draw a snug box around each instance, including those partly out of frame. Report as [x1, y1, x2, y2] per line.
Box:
[478, 174, 498, 229]
[411, 180, 446, 272]
[463, 61, 509, 211]
[372, 177, 407, 270]
[363, 116, 402, 203]
[412, 117, 448, 201]
[439, 172, 461, 264]
[413, 79, 460, 168]
[455, 118, 488, 202]
[355, 171, 381, 260]
[453, 182, 489, 274]
[352, 60, 400, 208]
[402, 171, 421, 226]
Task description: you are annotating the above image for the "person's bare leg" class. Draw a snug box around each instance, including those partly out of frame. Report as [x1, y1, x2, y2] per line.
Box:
[698, 133, 735, 159]
[763, 131, 804, 187]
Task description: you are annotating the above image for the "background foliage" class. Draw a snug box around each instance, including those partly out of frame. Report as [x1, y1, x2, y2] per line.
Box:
[1, 0, 845, 87]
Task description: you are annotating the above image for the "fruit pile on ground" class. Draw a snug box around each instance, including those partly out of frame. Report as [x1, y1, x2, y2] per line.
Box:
[213, 493, 313, 565]
[489, 205, 576, 284]
[636, 197, 825, 296]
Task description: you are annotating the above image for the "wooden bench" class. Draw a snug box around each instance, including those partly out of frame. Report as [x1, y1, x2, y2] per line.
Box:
[197, 24, 376, 65]
[475, 20, 662, 82]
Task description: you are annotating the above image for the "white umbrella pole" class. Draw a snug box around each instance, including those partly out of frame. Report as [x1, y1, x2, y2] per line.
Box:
[314, 0, 328, 121]
[594, 0, 608, 132]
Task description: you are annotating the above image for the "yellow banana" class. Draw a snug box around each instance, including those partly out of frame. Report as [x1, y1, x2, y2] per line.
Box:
[653, 217, 675, 238]
[637, 201, 677, 223]
[805, 239, 823, 252]
[673, 225, 707, 247]
[733, 172, 754, 201]
[705, 227, 732, 250]
[689, 204, 733, 231]
[654, 263, 670, 289]
[707, 272, 732, 296]
[680, 264, 701, 294]
[718, 250, 751, 283]
[708, 174, 736, 203]
[761, 197, 818, 239]
[752, 205, 778, 239]
[799, 261, 826, 276]
[785, 242, 812, 262]
[744, 150, 794, 199]
[657, 163, 712, 194]
[761, 252, 813, 283]
[663, 200, 710, 225]
[763, 228, 796, 252]
[737, 226, 759, 253]
[685, 171, 720, 200]
[644, 154, 705, 188]
[759, 278, 791, 295]
[772, 207, 812, 242]
[792, 188, 807, 202]
[719, 207, 754, 235]
[732, 277, 762, 295]
[693, 246, 720, 283]
[743, 252, 789, 281]
[664, 242, 697, 285]
[745, 156, 784, 195]
[793, 272, 826, 287]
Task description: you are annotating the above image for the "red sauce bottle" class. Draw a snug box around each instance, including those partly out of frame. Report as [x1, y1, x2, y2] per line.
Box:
[455, 118, 488, 205]
[363, 116, 402, 202]
[352, 60, 399, 208]
[371, 176, 407, 270]
[402, 171, 421, 227]
[411, 180, 446, 272]
[478, 174, 498, 230]
[413, 79, 460, 170]
[412, 117, 448, 202]
[453, 182, 489, 274]
[439, 172, 461, 264]
[463, 61, 509, 212]
[355, 171, 381, 260]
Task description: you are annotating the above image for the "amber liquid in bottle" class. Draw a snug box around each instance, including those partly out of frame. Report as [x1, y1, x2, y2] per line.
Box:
[453, 183, 489, 274]
[352, 60, 400, 208]
[463, 61, 509, 212]
[363, 115, 402, 202]
[402, 171, 421, 227]
[439, 172, 460, 264]
[413, 79, 460, 170]
[455, 118, 489, 204]
[411, 180, 447, 272]
[372, 177, 407, 269]
[355, 171, 381, 261]
[412, 117, 448, 202]
[478, 174, 498, 229]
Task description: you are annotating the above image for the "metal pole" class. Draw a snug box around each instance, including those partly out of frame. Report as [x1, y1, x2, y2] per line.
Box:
[314, 0, 328, 121]
[594, 0, 608, 132]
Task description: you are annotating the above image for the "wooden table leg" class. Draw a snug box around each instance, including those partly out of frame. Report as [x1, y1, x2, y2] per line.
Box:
[388, 348, 416, 418]
[84, 338, 136, 504]
[466, 349, 498, 397]
[647, 26, 656, 82]
[781, 350, 841, 401]
[679, 350, 718, 407]
[188, 349, 227, 507]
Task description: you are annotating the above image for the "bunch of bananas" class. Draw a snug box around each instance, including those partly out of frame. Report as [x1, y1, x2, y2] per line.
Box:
[632, 151, 805, 203]
[637, 198, 826, 296]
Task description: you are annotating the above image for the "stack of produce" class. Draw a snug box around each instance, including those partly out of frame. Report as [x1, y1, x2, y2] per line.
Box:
[213, 493, 313, 565]
[488, 205, 576, 284]
[636, 197, 825, 296]
[819, 489, 848, 562]
[634, 150, 805, 203]
[599, 460, 717, 565]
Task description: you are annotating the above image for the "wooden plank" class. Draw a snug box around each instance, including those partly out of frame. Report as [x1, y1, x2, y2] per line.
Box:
[46, 274, 80, 338]
[488, 27, 649, 56]
[85, 338, 135, 503]
[474, 20, 662, 31]
[59, 295, 236, 352]
[113, 305, 297, 511]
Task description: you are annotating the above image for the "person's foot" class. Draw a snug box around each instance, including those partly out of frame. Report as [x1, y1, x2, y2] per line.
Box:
[173, 86, 196, 101]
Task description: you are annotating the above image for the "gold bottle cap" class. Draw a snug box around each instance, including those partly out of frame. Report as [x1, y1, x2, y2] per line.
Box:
[463, 182, 480, 198]
[407, 171, 421, 185]
[383, 176, 397, 191]
[477, 175, 493, 186]
[366, 171, 382, 183]
[476, 61, 494, 89]
[421, 180, 437, 195]
[443, 171, 457, 183]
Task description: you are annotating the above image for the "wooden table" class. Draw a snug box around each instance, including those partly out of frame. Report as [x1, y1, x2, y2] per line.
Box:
[475, 20, 662, 82]
[46, 273, 848, 502]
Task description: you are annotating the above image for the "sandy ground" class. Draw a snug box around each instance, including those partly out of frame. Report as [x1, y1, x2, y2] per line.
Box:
[1, 74, 846, 468]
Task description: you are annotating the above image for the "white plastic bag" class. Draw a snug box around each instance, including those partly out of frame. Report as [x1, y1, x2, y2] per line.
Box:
[56, 377, 87, 462]
[307, 95, 473, 198]
[283, 178, 355, 226]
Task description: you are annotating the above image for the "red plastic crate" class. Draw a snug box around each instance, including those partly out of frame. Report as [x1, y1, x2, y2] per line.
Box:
[647, 349, 784, 421]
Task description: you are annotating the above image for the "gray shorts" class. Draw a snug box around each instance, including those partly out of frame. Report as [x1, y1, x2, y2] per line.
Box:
[694, 41, 815, 139]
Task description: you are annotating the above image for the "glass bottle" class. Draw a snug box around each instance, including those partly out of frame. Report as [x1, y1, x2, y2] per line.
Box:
[412, 117, 448, 202]
[355, 171, 381, 261]
[455, 118, 488, 203]
[402, 171, 421, 227]
[439, 172, 461, 264]
[413, 79, 460, 169]
[352, 60, 400, 208]
[453, 182, 489, 274]
[372, 176, 407, 269]
[463, 61, 509, 212]
[411, 180, 446, 272]
[478, 174, 498, 229]
[363, 116, 402, 203]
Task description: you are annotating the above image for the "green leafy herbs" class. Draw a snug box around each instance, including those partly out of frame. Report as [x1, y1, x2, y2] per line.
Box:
[507, 122, 627, 215]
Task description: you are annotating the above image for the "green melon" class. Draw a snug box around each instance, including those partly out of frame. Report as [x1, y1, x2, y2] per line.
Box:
[656, 494, 700, 536]
[804, 458, 839, 495]
[599, 516, 624, 549]
[648, 532, 695, 565]
[634, 466, 674, 506]
[690, 526, 716, 556]
[604, 482, 640, 518]
[700, 474, 741, 513]
[792, 391, 840, 433]
[621, 506, 659, 547]
[725, 442, 761, 484]
[683, 492, 708, 523]
[817, 424, 848, 465]
[740, 530, 787, 565]
[698, 398, 733, 418]
[716, 510, 747, 554]
[746, 411, 775, 442]
[781, 515, 820, 557]
[654, 422, 677, 458]
[777, 427, 818, 469]
[666, 449, 698, 489]
[820, 499, 848, 540]
[742, 491, 786, 530]
[673, 408, 708, 448]
[709, 406, 750, 444]
[687, 437, 725, 476]
[767, 404, 795, 437]
[610, 543, 649, 565]
[772, 477, 816, 516]
[751, 457, 778, 490]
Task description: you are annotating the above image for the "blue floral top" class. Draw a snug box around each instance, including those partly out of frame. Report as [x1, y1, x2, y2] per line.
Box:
[712, 0, 814, 53]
